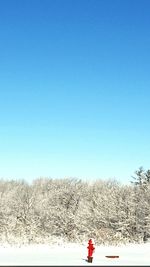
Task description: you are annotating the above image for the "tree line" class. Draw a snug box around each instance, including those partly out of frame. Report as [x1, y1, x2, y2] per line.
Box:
[0, 167, 150, 245]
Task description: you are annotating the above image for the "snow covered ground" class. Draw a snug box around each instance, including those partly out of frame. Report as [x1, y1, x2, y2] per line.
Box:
[0, 242, 150, 265]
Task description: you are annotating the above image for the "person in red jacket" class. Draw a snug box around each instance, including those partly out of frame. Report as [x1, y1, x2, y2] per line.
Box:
[87, 239, 95, 262]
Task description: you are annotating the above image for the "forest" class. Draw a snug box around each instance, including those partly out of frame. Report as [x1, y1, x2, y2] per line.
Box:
[0, 167, 150, 246]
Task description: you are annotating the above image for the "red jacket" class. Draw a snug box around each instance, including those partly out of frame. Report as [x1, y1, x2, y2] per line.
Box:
[87, 239, 95, 257]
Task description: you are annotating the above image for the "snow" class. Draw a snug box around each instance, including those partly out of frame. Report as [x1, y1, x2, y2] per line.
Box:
[0, 242, 150, 265]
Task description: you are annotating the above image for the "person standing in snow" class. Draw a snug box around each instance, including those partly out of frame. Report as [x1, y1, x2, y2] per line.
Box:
[87, 239, 95, 263]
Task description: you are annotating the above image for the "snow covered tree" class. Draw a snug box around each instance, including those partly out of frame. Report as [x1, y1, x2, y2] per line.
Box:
[0, 170, 150, 246]
[131, 167, 150, 242]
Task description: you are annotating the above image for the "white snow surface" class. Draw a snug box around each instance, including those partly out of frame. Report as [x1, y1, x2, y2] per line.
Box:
[0, 242, 150, 265]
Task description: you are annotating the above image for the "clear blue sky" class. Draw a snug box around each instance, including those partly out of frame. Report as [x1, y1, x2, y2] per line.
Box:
[0, 0, 150, 184]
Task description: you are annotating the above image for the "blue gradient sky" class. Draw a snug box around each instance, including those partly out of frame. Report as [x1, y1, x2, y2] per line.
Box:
[0, 0, 150, 184]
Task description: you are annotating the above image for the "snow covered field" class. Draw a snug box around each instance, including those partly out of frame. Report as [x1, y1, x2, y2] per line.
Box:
[0, 242, 150, 265]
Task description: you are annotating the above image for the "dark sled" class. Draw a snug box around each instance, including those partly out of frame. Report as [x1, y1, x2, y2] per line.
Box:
[105, 255, 119, 258]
